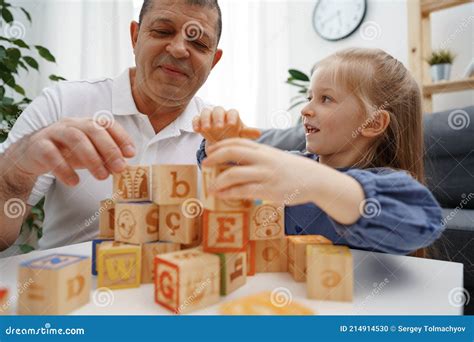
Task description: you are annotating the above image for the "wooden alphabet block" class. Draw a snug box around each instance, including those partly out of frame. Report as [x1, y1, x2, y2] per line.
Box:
[97, 242, 141, 290]
[288, 235, 332, 282]
[141, 241, 181, 284]
[91, 238, 113, 275]
[114, 202, 159, 244]
[201, 165, 253, 211]
[99, 199, 115, 238]
[154, 248, 220, 314]
[0, 288, 8, 314]
[113, 165, 151, 202]
[306, 245, 353, 302]
[249, 202, 285, 240]
[255, 238, 288, 273]
[18, 254, 91, 315]
[152, 165, 197, 205]
[217, 252, 247, 295]
[246, 241, 256, 276]
[203, 210, 249, 253]
[159, 205, 199, 244]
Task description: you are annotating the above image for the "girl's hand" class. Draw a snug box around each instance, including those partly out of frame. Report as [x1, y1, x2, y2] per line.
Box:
[202, 138, 317, 205]
[192, 107, 261, 145]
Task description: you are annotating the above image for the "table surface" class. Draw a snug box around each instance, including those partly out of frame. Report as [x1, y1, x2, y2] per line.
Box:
[0, 242, 464, 315]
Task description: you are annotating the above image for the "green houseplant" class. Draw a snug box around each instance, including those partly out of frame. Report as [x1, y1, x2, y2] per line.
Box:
[286, 68, 310, 111]
[426, 49, 455, 82]
[1, 0, 64, 253]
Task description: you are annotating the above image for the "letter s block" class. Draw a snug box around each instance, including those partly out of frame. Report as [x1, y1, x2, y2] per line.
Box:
[203, 210, 249, 253]
[97, 242, 141, 290]
[152, 165, 197, 205]
[18, 254, 91, 315]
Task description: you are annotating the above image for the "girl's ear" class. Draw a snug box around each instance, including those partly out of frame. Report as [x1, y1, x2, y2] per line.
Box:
[360, 110, 391, 138]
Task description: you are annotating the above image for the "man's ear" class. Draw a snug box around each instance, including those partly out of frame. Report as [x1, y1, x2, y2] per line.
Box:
[360, 110, 391, 138]
[211, 49, 223, 69]
[130, 21, 140, 51]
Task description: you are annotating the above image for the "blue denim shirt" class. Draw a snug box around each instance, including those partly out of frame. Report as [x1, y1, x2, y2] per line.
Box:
[196, 139, 444, 255]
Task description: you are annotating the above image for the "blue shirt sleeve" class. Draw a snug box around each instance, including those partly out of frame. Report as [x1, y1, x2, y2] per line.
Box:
[196, 138, 207, 169]
[330, 168, 444, 255]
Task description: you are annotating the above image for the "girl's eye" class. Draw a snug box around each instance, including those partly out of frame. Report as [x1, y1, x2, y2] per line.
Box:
[322, 95, 333, 103]
[306, 96, 313, 102]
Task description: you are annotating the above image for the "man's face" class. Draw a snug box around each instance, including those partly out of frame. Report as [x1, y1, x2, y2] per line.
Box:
[131, 0, 222, 107]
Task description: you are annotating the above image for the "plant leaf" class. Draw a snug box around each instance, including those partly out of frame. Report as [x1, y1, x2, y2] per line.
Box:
[35, 45, 55, 62]
[23, 56, 39, 70]
[12, 39, 29, 49]
[288, 69, 310, 82]
[1, 7, 13, 23]
[20, 7, 31, 23]
[13, 84, 25, 95]
[49, 74, 66, 82]
[18, 244, 35, 254]
[0, 85, 4, 99]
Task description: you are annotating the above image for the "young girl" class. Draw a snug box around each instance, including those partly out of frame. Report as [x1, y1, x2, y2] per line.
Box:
[192, 48, 443, 255]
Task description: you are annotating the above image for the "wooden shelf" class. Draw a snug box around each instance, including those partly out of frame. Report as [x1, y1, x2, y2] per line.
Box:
[423, 78, 474, 95]
[421, 0, 472, 17]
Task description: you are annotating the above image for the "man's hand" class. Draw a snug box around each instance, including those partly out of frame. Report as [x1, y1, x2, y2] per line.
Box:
[8, 117, 136, 186]
[192, 106, 261, 146]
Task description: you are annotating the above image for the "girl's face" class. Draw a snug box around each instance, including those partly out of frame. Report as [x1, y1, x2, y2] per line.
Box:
[301, 66, 369, 167]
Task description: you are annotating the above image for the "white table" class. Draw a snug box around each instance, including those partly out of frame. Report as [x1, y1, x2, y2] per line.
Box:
[0, 242, 463, 315]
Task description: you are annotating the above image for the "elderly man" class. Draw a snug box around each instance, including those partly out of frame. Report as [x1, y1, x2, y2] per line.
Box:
[0, 0, 230, 251]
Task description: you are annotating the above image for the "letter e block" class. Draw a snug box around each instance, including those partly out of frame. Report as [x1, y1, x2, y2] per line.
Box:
[203, 210, 248, 253]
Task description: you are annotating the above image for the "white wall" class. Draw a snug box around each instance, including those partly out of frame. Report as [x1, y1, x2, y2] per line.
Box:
[285, 0, 473, 114]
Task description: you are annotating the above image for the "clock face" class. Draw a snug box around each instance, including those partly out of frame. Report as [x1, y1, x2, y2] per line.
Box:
[313, 0, 367, 41]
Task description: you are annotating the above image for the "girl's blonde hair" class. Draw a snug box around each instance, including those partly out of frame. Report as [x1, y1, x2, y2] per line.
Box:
[314, 48, 425, 183]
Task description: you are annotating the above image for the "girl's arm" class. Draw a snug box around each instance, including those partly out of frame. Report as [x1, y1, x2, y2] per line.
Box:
[203, 138, 365, 225]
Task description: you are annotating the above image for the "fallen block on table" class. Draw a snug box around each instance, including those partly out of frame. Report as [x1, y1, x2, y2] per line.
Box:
[306, 244, 353, 302]
[114, 202, 159, 244]
[141, 241, 181, 284]
[217, 252, 247, 295]
[18, 254, 91, 315]
[97, 241, 141, 290]
[287, 235, 332, 282]
[113, 165, 151, 202]
[154, 247, 220, 314]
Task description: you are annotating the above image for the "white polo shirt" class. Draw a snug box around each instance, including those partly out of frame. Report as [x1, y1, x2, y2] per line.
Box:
[0, 68, 208, 250]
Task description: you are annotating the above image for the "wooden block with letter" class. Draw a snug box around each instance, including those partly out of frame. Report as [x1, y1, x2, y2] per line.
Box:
[217, 252, 247, 295]
[113, 165, 151, 202]
[141, 241, 181, 284]
[97, 241, 141, 290]
[99, 199, 115, 238]
[159, 204, 200, 244]
[201, 165, 253, 211]
[17, 254, 91, 315]
[288, 235, 332, 282]
[91, 238, 113, 275]
[306, 244, 353, 302]
[246, 240, 256, 276]
[255, 238, 288, 273]
[152, 164, 197, 205]
[114, 202, 159, 244]
[202, 209, 249, 253]
[249, 201, 284, 240]
[154, 247, 220, 314]
[0, 288, 8, 314]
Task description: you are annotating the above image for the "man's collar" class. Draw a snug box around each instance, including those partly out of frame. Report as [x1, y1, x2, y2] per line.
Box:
[112, 68, 196, 133]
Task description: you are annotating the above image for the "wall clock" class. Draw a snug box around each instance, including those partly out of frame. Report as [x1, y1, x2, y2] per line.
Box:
[313, 0, 367, 41]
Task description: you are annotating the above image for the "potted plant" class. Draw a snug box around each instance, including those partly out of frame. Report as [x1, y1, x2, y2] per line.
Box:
[427, 49, 455, 82]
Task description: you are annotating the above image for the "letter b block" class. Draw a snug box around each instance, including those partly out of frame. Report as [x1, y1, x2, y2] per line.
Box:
[203, 210, 249, 253]
[152, 165, 197, 205]
[18, 254, 91, 315]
